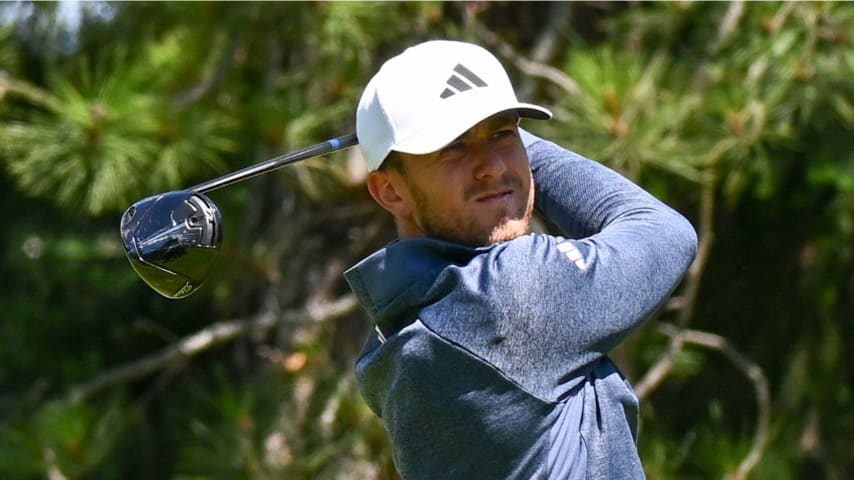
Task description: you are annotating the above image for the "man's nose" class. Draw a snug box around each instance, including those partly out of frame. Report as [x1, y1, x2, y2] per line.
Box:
[472, 143, 507, 180]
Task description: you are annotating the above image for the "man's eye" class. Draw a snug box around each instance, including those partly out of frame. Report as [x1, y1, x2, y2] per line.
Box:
[442, 142, 466, 153]
[492, 128, 515, 139]
[437, 142, 466, 163]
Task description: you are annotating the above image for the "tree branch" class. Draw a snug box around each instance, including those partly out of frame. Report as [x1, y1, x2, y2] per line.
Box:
[656, 324, 771, 480]
[0, 71, 61, 110]
[469, 15, 581, 97]
[69, 294, 359, 402]
[636, 177, 716, 398]
[43, 448, 68, 480]
[174, 29, 241, 107]
[711, 1, 746, 54]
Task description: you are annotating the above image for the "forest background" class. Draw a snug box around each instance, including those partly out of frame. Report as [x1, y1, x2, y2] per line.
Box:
[0, 2, 852, 479]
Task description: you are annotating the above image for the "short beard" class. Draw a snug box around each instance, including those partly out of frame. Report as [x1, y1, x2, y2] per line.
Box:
[483, 215, 532, 245]
[407, 175, 533, 247]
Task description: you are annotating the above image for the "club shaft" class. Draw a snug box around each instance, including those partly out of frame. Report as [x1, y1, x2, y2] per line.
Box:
[190, 133, 359, 194]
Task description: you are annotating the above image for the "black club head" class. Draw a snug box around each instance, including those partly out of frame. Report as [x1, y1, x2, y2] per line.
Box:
[120, 191, 222, 299]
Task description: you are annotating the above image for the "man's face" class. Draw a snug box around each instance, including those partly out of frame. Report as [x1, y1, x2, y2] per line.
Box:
[387, 112, 534, 246]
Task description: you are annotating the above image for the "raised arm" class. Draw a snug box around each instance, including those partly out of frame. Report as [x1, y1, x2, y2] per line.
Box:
[447, 130, 699, 399]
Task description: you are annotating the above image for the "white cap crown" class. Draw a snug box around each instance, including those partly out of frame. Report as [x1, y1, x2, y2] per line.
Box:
[356, 40, 551, 170]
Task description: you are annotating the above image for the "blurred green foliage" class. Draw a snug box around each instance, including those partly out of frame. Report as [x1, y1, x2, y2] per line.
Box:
[0, 2, 851, 479]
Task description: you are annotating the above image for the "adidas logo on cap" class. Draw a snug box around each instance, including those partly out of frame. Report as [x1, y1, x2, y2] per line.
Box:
[440, 63, 488, 99]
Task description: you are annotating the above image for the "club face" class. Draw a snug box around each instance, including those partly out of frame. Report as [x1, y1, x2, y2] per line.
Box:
[120, 191, 222, 299]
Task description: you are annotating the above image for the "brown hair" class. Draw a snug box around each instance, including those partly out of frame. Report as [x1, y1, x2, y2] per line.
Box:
[378, 151, 406, 174]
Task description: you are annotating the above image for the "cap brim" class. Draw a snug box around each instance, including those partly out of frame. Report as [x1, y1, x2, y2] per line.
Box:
[392, 102, 552, 156]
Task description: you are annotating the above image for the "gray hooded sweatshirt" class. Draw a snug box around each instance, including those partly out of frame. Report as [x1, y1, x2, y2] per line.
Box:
[344, 131, 698, 479]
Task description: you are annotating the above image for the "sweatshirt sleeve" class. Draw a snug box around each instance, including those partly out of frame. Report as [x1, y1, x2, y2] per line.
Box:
[524, 127, 697, 336]
[521, 129, 696, 244]
[441, 130, 699, 398]
[521, 129, 697, 264]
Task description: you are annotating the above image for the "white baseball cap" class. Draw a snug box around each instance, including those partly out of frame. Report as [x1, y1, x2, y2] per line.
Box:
[356, 40, 552, 171]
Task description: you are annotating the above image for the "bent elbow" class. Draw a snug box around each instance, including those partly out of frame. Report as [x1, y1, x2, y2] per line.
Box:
[669, 211, 699, 270]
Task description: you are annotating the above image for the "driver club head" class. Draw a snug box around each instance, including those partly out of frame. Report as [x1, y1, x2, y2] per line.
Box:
[120, 191, 222, 299]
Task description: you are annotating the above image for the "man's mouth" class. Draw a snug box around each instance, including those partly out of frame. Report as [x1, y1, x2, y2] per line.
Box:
[475, 189, 514, 202]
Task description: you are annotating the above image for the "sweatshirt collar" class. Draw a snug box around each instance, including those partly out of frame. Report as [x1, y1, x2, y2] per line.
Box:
[344, 237, 485, 322]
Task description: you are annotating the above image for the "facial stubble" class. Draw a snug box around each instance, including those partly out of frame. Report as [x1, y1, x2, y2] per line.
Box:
[406, 173, 535, 247]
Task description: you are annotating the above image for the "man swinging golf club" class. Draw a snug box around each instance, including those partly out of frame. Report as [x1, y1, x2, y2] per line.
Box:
[344, 40, 697, 479]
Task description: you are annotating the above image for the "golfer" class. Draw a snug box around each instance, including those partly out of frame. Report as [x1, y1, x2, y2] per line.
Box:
[344, 40, 697, 479]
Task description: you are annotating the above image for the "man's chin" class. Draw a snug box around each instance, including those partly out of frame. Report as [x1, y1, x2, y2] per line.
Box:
[485, 218, 531, 245]
[419, 214, 531, 246]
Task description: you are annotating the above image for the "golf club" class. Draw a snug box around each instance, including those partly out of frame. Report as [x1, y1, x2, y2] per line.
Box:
[121, 133, 358, 299]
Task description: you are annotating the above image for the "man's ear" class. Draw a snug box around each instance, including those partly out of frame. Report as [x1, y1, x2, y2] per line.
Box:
[366, 170, 412, 218]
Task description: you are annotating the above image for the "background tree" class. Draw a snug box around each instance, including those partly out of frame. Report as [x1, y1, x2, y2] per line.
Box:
[0, 2, 851, 479]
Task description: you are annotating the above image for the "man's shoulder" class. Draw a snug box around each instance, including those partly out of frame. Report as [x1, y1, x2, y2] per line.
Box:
[519, 127, 544, 148]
